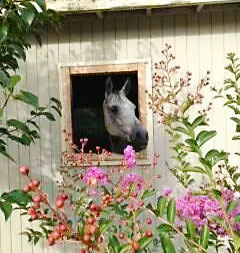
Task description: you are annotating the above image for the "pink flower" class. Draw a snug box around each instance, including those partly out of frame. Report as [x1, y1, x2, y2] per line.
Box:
[89, 188, 97, 197]
[82, 167, 109, 186]
[121, 173, 143, 190]
[176, 191, 225, 234]
[221, 188, 234, 204]
[123, 145, 136, 168]
[163, 188, 172, 196]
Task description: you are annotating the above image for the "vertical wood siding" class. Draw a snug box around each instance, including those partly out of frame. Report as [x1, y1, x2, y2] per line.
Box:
[1, 7, 240, 252]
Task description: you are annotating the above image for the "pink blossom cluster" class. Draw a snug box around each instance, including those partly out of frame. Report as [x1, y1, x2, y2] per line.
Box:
[82, 167, 109, 186]
[123, 145, 136, 168]
[176, 191, 224, 232]
[121, 173, 143, 190]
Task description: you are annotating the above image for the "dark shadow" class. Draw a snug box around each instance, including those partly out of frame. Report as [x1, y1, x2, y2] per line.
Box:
[71, 72, 138, 153]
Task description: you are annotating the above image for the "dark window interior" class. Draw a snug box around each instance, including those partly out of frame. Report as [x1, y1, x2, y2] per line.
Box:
[71, 72, 139, 153]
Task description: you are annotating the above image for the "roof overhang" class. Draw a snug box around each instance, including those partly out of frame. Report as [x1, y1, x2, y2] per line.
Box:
[46, 0, 240, 13]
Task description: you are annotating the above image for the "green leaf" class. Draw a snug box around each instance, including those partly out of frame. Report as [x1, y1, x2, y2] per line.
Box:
[99, 220, 111, 234]
[174, 126, 189, 135]
[233, 173, 240, 181]
[50, 97, 62, 109]
[186, 220, 195, 238]
[196, 130, 217, 147]
[157, 196, 166, 216]
[7, 119, 31, 134]
[141, 189, 155, 200]
[200, 225, 209, 249]
[192, 115, 207, 129]
[14, 90, 39, 108]
[0, 23, 8, 43]
[0, 109, 3, 118]
[1, 190, 32, 207]
[185, 139, 199, 152]
[227, 201, 237, 214]
[0, 143, 14, 161]
[228, 105, 240, 114]
[233, 135, 240, 140]
[41, 112, 55, 121]
[181, 166, 205, 173]
[233, 235, 240, 251]
[0, 70, 9, 87]
[157, 224, 175, 235]
[231, 117, 240, 125]
[33, 236, 40, 245]
[180, 99, 193, 114]
[161, 235, 176, 253]
[138, 236, 153, 250]
[109, 235, 120, 253]
[27, 120, 40, 130]
[0, 201, 13, 220]
[119, 244, 131, 253]
[21, 6, 35, 26]
[167, 199, 176, 224]
[7, 75, 21, 90]
[205, 150, 228, 166]
[51, 105, 62, 117]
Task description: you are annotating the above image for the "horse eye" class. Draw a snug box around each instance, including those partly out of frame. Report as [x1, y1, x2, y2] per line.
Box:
[110, 105, 118, 114]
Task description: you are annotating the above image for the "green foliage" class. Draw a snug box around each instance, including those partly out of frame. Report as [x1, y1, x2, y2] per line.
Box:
[0, 189, 32, 220]
[0, 0, 61, 160]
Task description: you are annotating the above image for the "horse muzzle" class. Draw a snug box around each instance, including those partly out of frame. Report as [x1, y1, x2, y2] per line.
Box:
[131, 125, 149, 151]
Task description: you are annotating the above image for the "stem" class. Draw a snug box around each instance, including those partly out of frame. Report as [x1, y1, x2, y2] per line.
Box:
[1, 90, 13, 110]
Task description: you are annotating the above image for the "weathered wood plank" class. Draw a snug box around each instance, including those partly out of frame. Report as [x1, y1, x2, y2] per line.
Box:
[46, 0, 240, 13]
[70, 20, 82, 62]
[116, 18, 127, 60]
[103, 18, 116, 60]
[92, 19, 104, 61]
[80, 20, 93, 62]
[211, 10, 225, 152]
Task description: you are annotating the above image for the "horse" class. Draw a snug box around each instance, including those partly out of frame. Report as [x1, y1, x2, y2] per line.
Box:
[103, 76, 148, 154]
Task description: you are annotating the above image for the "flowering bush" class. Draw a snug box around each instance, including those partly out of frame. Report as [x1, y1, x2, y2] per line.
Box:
[3, 44, 240, 253]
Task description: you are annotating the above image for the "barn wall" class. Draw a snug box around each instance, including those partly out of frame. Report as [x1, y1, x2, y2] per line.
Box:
[1, 6, 240, 253]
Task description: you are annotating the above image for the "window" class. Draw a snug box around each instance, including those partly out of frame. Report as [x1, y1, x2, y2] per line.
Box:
[59, 60, 153, 165]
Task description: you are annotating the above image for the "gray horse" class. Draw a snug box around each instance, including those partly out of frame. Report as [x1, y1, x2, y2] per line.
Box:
[103, 76, 148, 153]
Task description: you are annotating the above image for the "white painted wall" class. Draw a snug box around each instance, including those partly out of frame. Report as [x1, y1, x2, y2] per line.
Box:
[1, 6, 240, 253]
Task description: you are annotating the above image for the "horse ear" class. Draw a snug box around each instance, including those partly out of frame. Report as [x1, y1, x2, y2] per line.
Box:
[121, 78, 131, 95]
[105, 76, 113, 97]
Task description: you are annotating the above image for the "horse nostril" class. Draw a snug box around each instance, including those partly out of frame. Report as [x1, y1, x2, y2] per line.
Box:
[135, 128, 148, 145]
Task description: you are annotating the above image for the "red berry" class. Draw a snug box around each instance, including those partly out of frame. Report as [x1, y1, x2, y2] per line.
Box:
[145, 230, 152, 237]
[118, 233, 124, 239]
[33, 194, 42, 203]
[132, 242, 140, 250]
[52, 231, 61, 240]
[58, 224, 67, 232]
[59, 193, 68, 200]
[89, 204, 97, 211]
[31, 213, 38, 220]
[55, 198, 64, 209]
[33, 202, 40, 209]
[82, 234, 90, 244]
[28, 181, 34, 190]
[19, 165, 29, 175]
[23, 185, 31, 192]
[146, 218, 152, 225]
[98, 236, 103, 243]
[27, 207, 36, 216]
[32, 180, 40, 188]
[88, 225, 96, 235]
[79, 250, 86, 253]
[48, 236, 55, 246]
[87, 217, 95, 225]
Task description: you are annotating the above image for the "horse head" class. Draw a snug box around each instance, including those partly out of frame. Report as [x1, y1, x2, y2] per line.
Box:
[103, 76, 148, 153]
